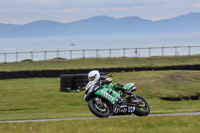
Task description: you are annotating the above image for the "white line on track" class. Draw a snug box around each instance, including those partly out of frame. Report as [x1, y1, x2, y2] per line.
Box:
[0, 112, 200, 123]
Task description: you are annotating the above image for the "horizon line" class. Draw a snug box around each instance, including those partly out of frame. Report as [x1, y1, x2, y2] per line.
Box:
[0, 12, 199, 25]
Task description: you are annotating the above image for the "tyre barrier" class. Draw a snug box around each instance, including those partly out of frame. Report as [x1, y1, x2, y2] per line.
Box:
[60, 74, 88, 92]
[60, 74, 74, 92]
[160, 94, 200, 101]
[73, 74, 88, 90]
[0, 70, 70, 79]
[0, 64, 200, 80]
[190, 95, 199, 100]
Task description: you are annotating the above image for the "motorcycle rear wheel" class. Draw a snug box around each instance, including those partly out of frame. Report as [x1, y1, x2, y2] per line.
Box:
[133, 95, 150, 116]
[88, 99, 110, 118]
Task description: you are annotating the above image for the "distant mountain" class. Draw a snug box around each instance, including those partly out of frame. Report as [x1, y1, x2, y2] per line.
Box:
[0, 12, 200, 38]
[155, 12, 200, 32]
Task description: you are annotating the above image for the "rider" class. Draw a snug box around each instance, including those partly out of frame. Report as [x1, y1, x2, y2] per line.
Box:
[88, 70, 112, 84]
[87, 70, 136, 103]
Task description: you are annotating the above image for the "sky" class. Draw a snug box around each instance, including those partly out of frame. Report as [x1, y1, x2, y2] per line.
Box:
[1, 0, 200, 24]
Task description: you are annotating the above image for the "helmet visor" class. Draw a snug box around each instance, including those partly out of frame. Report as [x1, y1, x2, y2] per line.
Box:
[89, 76, 95, 81]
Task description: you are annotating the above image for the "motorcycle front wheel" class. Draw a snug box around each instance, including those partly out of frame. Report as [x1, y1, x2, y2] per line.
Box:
[133, 95, 150, 116]
[88, 98, 110, 118]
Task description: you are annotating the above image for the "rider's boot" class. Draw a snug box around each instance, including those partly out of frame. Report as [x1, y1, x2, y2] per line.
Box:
[113, 101, 120, 114]
[125, 90, 136, 100]
[125, 90, 142, 104]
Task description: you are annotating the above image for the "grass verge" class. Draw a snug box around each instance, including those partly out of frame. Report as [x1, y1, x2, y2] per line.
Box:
[0, 115, 200, 133]
[0, 70, 200, 121]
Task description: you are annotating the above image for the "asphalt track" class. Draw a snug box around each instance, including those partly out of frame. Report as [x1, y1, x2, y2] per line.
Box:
[0, 112, 200, 123]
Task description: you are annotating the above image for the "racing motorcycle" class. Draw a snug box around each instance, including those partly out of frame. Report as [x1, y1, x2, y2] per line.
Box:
[84, 81, 150, 118]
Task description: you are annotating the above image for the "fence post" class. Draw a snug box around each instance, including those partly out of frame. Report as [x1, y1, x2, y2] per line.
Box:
[96, 49, 98, 60]
[162, 47, 164, 57]
[175, 46, 177, 56]
[31, 51, 33, 61]
[123, 48, 125, 58]
[83, 49, 85, 59]
[109, 49, 111, 58]
[135, 48, 138, 58]
[4, 53, 7, 63]
[16, 52, 18, 62]
[44, 51, 46, 61]
[70, 50, 72, 60]
[188, 46, 190, 56]
[149, 47, 151, 57]
[57, 50, 59, 58]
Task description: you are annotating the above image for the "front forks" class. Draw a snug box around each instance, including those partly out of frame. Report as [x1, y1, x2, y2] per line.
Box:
[95, 97, 108, 108]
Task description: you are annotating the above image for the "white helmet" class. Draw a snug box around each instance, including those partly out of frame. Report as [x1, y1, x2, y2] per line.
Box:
[88, 70, 100, 82]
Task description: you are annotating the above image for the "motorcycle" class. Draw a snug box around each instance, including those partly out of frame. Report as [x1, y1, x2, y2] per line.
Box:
[84, 81, 150, 118]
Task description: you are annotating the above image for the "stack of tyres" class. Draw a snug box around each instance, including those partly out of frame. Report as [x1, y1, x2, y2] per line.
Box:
[60, 74, 74, 91]
[60, 73, 107, 92]
[73, 74, 89, 90]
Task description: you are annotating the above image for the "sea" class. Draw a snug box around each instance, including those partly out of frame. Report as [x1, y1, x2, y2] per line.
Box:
[0, 33, 200, 62]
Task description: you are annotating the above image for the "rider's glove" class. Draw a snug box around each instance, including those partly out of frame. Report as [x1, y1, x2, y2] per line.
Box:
[113, 82, 124, 91]
[100, 76, 108, 80]
[100, 78, 113, 84]
[106, 78, 113, 83]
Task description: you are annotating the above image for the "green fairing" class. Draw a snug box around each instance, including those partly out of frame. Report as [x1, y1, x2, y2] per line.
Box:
[124, 83, 134, 90]
[94, 83, 120, 104]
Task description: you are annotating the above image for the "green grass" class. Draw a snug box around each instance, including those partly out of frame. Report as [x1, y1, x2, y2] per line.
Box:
[0, 71, 200, 121]
[0, 115, 200, 133]
[0, 55, 200, 71]
[1, 56, 200, 133]
[0, 69, 200, 133]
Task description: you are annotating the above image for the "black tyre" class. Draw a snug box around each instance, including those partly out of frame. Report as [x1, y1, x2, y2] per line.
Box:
[60, 87, 72, 92]
[60, 74, 73, 83]
[19, 71, 28, 78]
[4, 72, 12, 79]
[133, 95, 150, 116]
[88, 99, 110, 118]
[27, 71, 35, 78]
[60, 78, 73, 83]
[73, 78, 89, 83]
[12, 71, 20, 78]
[42, 70, 51, 77]
[73, 74, 88, 79]
[60, 74, 74, 79]
[60, 82, 73, 87]
[35, 70, 43, 78]
[0, 72, 4, 79]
